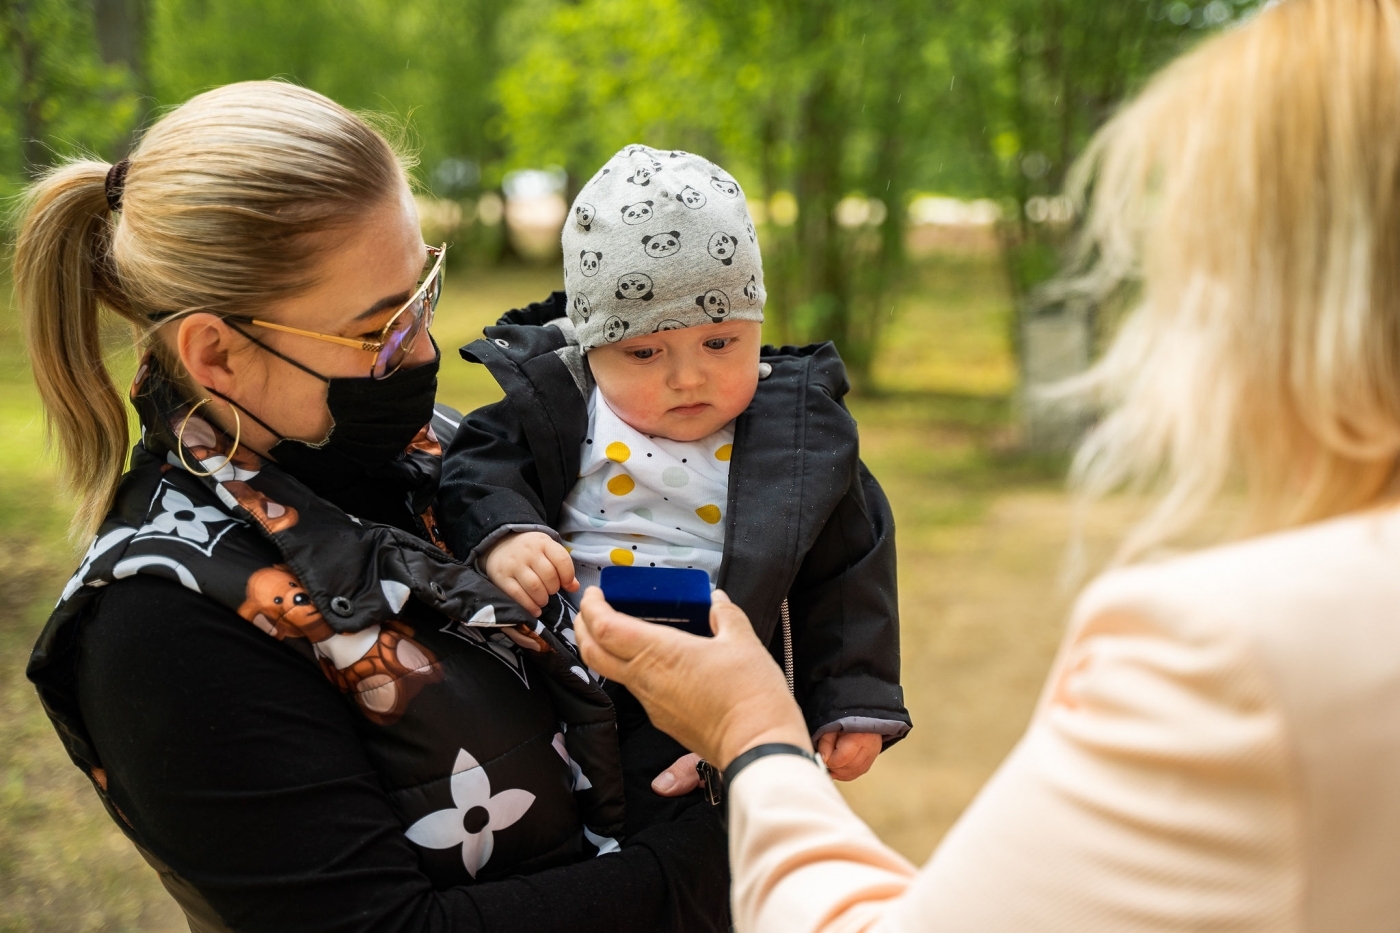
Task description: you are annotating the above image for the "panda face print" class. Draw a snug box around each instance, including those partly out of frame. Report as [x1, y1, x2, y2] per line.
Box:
[603, 315, 630, 343]
[615, 272, 655, 301]
[575, 203, 595, 231]
[654, 319, 685, 332]
[572, 293, 593, 321]
[641, 230, 682, 259]
[621, 201, 654, 225]
[710, 176, 740, 198]
[676, 186, 707, 210]
[743, 275, 759, 300]
[745, 218, 756, 243]
[627, 160, 662, 187]
[696, 288, 731, 321]
[580, 250, 603, 277]
[707, 232, 738, 266]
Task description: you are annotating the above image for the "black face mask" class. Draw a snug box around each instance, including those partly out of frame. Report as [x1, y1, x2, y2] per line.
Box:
[225, 330, 441, 478]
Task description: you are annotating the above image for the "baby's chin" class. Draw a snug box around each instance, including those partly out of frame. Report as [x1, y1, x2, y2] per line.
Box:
[616, 404, 738, 442]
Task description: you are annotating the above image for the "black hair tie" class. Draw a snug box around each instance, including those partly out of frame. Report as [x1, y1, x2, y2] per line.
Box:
[104, 159, 130, 213]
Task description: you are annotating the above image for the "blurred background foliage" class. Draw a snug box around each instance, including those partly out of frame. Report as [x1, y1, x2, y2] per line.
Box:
[1, 0, 1261, 388]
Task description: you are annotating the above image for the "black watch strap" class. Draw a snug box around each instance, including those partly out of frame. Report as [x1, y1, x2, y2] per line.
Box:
[722, 742, 824, 787]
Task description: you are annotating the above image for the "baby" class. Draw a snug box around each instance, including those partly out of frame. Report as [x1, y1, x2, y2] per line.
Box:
[439, 145, 909, 780]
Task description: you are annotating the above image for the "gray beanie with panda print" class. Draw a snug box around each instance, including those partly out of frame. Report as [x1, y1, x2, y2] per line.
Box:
[562, 144, 766, 352]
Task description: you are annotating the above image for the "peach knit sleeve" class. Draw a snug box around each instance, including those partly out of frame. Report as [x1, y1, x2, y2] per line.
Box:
[726, 605, 1302, 933]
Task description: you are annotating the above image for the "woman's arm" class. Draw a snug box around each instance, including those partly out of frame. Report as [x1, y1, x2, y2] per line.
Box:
[80, 575, 728, 933]
[577, 589, 1297, 933]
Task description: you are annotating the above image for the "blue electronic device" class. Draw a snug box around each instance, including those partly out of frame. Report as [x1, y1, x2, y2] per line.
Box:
[599, 566, 713, 637]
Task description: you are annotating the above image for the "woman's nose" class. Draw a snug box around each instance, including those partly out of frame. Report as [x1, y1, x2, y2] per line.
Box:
[403, 328, 438, 368]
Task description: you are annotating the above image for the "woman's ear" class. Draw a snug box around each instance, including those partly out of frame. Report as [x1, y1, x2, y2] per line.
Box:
[175, 313, 243, 395]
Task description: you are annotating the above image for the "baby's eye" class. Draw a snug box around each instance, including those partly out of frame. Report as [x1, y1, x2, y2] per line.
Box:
[704, 338, 731, 350]
[630, 348, 657, 360]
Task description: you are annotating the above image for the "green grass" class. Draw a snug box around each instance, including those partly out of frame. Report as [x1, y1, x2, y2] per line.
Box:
[0, 254, 1098, 925]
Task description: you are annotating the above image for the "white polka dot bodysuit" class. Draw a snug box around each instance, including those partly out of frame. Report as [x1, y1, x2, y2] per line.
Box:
[558, 386, 734, 595]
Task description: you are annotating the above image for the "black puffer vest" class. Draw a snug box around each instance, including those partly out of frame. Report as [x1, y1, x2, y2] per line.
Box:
[27, 358, 626, 894]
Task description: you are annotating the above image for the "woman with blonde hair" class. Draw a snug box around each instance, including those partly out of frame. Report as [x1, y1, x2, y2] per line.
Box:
[18, 81, 728, 931]
[576, 1, 1400, 929]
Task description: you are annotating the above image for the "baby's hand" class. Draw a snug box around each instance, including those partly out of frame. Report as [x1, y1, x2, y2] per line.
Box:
[482, 531, 579, 617]
[816, 731, 883, 781]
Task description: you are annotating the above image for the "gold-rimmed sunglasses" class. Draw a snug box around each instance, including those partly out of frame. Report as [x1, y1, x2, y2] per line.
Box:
[246, 243, 446, 380]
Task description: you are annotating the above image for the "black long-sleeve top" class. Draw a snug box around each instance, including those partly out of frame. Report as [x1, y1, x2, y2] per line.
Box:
[77, 573, 728, 933]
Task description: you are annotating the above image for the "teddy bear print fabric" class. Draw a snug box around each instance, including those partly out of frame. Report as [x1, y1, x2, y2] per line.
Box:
[557, 386, 734, 592]
[562, 144, 766, 351]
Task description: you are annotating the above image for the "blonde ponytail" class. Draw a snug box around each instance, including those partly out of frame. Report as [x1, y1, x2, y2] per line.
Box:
[15, 161, 141, 539]
[12, 81, 411, 540]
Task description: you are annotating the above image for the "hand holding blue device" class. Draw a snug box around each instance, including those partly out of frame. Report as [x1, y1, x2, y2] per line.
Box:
[599, 567, 713, 637]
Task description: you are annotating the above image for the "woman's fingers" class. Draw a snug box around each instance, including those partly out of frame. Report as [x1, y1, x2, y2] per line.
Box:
[651, 753, 703, 796]
[578, 586, 812, 767]
[576, 587, 674, 676]
[708, 588, 754, 639]
[575, 588, 633, 680]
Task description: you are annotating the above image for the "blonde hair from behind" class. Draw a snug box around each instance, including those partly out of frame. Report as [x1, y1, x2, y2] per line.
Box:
[1056, 0, 1400, 563]
[14, 81, 412, 539]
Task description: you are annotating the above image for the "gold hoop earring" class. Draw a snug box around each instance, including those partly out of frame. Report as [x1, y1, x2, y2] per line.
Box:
[177, 398, 242, 478]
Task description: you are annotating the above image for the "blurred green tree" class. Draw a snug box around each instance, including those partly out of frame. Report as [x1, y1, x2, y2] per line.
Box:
[496, 0, 1263, 388]
[497, 0, 937, 388]
[149, 0, 506, 192]
[926, 0, 1264, 341]
[0, 0, 140, 189]
[0, 0, 1264, 386]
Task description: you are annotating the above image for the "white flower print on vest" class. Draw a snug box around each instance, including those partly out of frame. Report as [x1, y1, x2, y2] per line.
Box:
[404, 748, 536, 877]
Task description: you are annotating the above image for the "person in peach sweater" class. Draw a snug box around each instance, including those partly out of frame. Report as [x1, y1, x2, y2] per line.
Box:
[576, 1, 1400, 930]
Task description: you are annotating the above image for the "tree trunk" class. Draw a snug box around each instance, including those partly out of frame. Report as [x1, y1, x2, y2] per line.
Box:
[794, 69, 848, 358]
[757, 109, 792, 345]
[93, 0, 150, 156]
[1, 0, 47, 175]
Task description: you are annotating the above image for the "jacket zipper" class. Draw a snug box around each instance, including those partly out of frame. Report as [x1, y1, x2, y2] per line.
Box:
[780, 598, 794, 695]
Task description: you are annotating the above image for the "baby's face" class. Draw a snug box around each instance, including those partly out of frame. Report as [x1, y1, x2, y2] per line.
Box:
[588, 321, 762, 441]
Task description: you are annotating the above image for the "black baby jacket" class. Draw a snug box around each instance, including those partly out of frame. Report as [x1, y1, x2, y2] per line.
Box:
[439, 293, 911, 741]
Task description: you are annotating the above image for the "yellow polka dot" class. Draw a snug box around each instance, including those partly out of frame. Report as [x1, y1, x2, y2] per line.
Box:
[606, 441, 631, 462]
[607, 474, 636, 496]
[714, 443, 732, 462]
[609, 548, 635, 566]
[695, 504, 722, 524]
